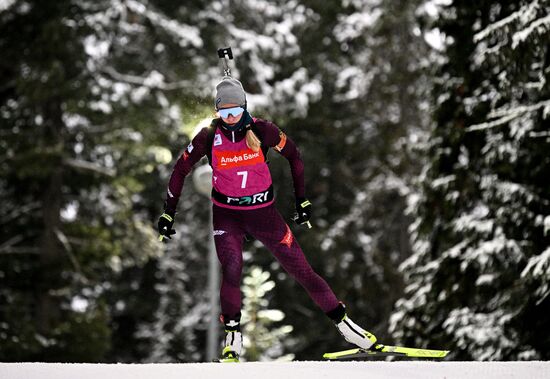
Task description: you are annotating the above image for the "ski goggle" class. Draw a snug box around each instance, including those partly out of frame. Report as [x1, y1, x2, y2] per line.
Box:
[217, 106, 244, 118]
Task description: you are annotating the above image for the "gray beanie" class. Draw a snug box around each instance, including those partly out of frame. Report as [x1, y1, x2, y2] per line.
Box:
[215, 76, 246, 109]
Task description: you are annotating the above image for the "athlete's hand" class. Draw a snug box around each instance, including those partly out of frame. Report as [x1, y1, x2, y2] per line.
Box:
[158, 211, 176, 241]
[294, 197, 312, 228]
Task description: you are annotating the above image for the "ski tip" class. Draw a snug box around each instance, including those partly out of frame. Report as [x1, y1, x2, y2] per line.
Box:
[409, 348, 450, 358]
[323, 348, 361, 360]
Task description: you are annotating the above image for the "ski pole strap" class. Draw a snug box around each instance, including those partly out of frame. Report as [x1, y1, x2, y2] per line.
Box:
[212, 185, 274, 207]
[299, 199, 312, 208]
[160, 213, 174, 222]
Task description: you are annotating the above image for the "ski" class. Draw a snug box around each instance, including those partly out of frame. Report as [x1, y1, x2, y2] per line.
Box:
[213, 349, 240, 363]
[212, 358, 239, 363]
[323, 344, 449, 360]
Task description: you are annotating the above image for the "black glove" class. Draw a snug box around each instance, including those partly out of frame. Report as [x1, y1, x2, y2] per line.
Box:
[158, 211, 176, 241]
[294, 197, 312, 228]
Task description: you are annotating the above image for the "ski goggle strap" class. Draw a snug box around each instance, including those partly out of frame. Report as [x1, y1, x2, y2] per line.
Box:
[218, 106, 244, 118]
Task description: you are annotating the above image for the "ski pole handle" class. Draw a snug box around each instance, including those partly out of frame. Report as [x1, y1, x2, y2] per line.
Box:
[217, 47, 233, 77]
[217, 47, 233, 59]
[294, 198, 312, 229]
[157, 212, 176, 242]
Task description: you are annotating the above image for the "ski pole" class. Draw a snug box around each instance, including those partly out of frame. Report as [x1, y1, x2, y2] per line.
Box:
[217, 47, 233, 77]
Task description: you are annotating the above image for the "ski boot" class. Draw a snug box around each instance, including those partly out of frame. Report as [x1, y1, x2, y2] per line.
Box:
[327, 302, 377, 350]
[219, 313, 242, 363]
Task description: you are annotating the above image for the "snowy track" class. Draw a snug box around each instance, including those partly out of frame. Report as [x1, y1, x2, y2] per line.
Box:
[1, 361, 549, 379]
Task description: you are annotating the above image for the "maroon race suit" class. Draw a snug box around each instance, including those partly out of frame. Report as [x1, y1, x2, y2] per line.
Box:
[164, 118, 339, 318]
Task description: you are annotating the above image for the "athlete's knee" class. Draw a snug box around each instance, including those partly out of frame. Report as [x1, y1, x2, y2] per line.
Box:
[221, 256, 243, 286]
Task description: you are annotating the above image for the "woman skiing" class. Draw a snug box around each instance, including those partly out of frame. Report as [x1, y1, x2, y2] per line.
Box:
[158, 76, 377, 361]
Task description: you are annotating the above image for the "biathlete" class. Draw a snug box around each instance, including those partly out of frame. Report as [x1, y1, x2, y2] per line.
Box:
[158, 76, 377, 361]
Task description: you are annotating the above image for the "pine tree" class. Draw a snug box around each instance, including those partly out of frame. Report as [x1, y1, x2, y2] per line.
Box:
[241, 266, 294, 362]
[390, 0, 550, 360]
[0, 0, 117, 360]
[0, 0, 204, 361]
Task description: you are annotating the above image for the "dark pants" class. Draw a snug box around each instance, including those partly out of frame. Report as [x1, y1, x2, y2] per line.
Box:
[213, 203, 339, 318]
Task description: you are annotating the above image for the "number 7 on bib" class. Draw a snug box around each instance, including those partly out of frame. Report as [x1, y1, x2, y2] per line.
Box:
[237, 171, 248, 188]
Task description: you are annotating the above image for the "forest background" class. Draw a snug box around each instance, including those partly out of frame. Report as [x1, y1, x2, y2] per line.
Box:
[0, 0, 549, 362]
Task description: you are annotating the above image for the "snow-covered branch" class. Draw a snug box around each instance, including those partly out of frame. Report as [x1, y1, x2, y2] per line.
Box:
[125, 0, 203, 48]
[102, 66, 191, 91]
[466, 100, 550, 132]
[0, 235, 40, 255]
[473, 1, 540, 43]
[0, 202, 41, 225]
[489, 100, 550, 119]
[64, 158, 116, 177]
[55, 228, 88, 283]
[529, 130, 550, 138]
[512, 14, 550, 48]
[465, 114, 517, 133]
[0, 234, 24, 253]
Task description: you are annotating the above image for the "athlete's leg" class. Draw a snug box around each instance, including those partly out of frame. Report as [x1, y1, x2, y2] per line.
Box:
[212, 205, 246, 318]
[244, 204, 377, 350]
[244, 204, 339, 313]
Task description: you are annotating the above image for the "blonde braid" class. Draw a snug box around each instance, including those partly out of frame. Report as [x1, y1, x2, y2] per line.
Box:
[246, 129, 261, 152]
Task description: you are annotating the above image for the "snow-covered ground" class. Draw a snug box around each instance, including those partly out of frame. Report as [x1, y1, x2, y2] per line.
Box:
[1, 361, 549, 379]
